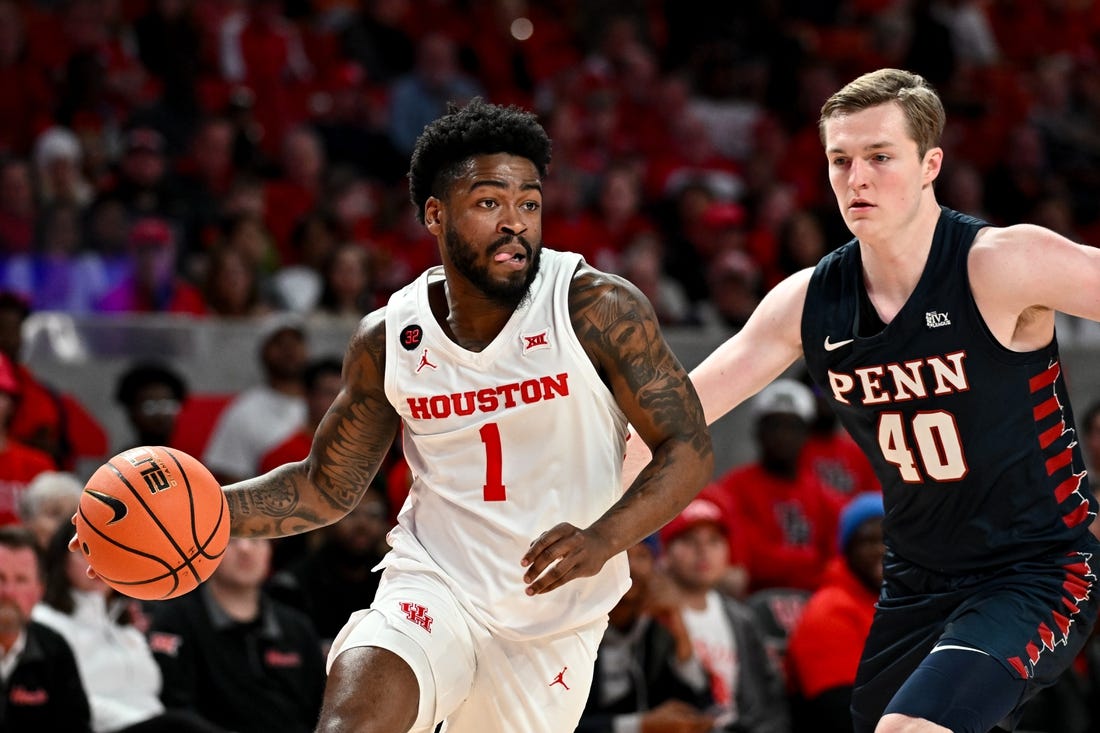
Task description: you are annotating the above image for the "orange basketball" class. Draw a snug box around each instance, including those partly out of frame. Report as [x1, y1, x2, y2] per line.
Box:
[75, 445, 230, 601]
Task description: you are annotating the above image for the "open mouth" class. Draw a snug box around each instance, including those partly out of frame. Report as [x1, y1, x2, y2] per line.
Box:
[492, 244, 529, 269]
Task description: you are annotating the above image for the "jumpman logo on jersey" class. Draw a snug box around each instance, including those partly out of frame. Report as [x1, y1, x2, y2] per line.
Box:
[549, 667, 570, 690]
[416, 349, 437, 372]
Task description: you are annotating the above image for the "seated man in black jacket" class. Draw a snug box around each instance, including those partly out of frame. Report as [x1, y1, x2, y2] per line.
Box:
[578, 537, 715, 733]
[147, 537, 325, 733]
[0, 525, 90, 731]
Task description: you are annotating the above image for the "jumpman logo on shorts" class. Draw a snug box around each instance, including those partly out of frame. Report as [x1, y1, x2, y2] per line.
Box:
[549, 667, 570, 690]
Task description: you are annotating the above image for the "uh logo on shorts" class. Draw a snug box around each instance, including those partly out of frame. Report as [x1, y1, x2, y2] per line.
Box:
[399, 601, 433, 633]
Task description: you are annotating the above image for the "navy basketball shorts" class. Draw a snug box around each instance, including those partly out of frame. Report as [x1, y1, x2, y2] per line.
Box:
[851, 537, 1100, 733]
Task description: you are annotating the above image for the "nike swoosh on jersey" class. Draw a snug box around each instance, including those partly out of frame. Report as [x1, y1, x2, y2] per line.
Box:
[823, 336, 855, 351]
[86, 489, 129, 524]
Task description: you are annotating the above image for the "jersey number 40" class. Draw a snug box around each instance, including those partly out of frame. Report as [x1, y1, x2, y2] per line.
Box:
[878, 410, 968, 483]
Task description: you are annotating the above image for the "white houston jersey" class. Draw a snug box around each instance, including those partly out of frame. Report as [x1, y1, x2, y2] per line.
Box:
[381, 249, 631, 640]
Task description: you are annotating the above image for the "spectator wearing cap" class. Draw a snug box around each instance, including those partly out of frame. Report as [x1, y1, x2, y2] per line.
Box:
[202, 314, 308, 485]
[707, 378, 844, 595]
[0, 350, 56, 527]
[785, 493, 885, 733]
[659, 497, 791, 733]
[94, 217, 205, 315]
[31, 126, 94, 209]
[660, 192, 750, 316]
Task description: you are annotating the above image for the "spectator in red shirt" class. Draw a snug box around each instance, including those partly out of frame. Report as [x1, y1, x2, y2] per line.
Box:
[798, 370, 880, 499]
[262, 126, 325, 263]
[0, 291, 65, 465]
[0, 350, 55, 527]
[786, 492, 885, 733]
[708, 378, 843, 594]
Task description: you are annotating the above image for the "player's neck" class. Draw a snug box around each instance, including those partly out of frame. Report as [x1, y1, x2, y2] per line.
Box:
[858, 201, 941, 324]
[431, 280, 514, 352]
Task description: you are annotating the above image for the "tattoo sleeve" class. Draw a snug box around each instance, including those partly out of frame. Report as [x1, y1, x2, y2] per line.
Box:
[569, 267, 713, 551]
[226, 312, 401, 538]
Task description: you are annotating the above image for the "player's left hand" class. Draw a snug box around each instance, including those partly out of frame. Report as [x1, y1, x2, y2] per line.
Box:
[68, 513, 99, 579]
[521, 523, 613, 595]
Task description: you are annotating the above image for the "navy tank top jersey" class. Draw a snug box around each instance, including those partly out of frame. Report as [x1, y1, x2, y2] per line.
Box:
[802, 206, 1096, 574]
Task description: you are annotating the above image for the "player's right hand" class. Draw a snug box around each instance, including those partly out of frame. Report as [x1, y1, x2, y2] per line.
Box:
[640, 699, 715, 733]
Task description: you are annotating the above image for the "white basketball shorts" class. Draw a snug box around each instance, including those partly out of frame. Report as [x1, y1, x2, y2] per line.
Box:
[327, 568, 607, 733]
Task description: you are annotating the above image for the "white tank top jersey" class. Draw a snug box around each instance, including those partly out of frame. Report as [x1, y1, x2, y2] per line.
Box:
[380, 248, 631, 641]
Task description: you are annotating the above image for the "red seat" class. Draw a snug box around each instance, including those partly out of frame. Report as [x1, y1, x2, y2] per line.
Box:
[170, 393, 234, 460]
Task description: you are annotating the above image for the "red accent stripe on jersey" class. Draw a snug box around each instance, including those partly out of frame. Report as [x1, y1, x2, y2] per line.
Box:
[1064, 560, 1091, 577]
[1029, 363, 1060, 393]
[1007, 656, 1029, 679]
[1053, 611, 1071, 638]
[1065, 574, 1091, 600]
[1038, 623, 1055, 650]
[1013, 552, 1095, 680]
[1032, 396, 1060, 421]
[1055, 475, 1085, 503]
[1045, 449, 1073, 475]
[1063, 501, 1091, 528]
[1038, 421, 1065, 449]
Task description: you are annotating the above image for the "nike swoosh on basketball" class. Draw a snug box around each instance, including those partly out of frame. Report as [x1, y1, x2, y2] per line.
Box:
[86, 489, 128, 524]
[824, 336, 855, 351]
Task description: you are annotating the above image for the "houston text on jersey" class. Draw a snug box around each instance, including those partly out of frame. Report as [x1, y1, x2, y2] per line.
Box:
[406, 373, 571, 420]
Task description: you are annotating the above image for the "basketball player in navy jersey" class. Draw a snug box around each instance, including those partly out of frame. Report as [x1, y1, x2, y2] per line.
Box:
[204, 99, 713, 733]
[626, 68, 1100, 732]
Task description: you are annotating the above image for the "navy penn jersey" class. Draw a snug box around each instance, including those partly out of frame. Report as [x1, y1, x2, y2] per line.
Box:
[802, 207, 1097, 574]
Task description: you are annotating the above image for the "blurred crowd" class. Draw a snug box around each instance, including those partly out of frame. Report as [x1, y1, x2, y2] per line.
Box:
[5, 0, 1100, 731]
[1, 1, 1100, 332]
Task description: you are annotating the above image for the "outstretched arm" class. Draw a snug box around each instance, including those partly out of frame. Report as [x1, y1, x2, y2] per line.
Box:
[523, 266, 713, 594]
[225, 310, 401, 538]
[622, 268, 812, 487]
[969, 224, 1100, 351]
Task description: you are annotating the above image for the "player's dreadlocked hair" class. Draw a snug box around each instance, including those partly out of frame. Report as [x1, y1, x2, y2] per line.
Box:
[408, 97, 551, 224]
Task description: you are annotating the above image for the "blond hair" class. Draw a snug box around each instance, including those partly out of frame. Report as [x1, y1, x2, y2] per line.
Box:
[819, 68, 945, 159]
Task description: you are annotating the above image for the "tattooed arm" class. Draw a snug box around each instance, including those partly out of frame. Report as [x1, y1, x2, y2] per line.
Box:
[522, 265, 713, 594]
[225, 310, 401, 538]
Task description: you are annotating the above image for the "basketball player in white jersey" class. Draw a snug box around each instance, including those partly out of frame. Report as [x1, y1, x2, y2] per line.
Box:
[217, 99, 715, 732]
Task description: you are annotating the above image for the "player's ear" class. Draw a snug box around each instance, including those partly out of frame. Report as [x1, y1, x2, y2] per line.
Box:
[424, 198, 443, 235]
[923, 147, 943, 186]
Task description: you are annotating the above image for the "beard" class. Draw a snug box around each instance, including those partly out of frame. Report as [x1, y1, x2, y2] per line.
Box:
[444, 223, 540, 309]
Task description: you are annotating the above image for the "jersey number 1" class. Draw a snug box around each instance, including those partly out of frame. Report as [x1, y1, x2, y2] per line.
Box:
[479, 423, 506, 501]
